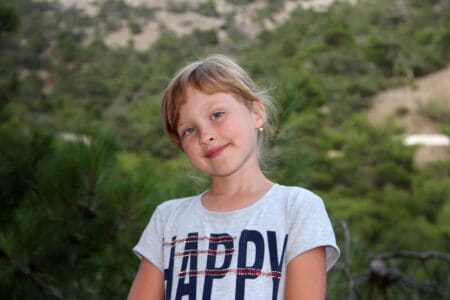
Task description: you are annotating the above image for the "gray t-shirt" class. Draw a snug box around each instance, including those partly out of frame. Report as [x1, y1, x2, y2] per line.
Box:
[134, 184, 340, 299]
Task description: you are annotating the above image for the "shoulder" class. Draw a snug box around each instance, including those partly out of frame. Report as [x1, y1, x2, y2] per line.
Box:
[140, 194, 201, 234]
[276, 185, 340, 269]
[153, 194, 200, 217]
[149, 195, 200, 222]
[272, 184, 329, 224]
[274, 184, 324, 207]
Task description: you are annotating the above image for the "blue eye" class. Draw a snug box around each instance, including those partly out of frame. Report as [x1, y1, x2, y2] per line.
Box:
[211, 112, 224, 120]
[181, 127, 195, 137]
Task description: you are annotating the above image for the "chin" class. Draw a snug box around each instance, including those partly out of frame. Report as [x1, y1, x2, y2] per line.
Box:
[208, 166, 243, 178]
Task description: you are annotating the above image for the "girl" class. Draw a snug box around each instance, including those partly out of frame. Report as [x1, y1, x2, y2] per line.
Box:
[128, 55, 339, 299]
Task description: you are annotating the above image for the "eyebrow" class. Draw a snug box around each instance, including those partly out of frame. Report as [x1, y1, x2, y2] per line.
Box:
[176, 95, 230, 129]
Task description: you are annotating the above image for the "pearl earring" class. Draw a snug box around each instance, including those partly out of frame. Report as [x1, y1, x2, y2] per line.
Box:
[258, 127, 264, 132]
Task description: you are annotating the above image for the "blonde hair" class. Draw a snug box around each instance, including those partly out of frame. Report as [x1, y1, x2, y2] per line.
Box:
[161, 54, 278, 149]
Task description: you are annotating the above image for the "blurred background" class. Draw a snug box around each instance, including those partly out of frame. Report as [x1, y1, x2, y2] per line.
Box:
[1, 0, 449, 299]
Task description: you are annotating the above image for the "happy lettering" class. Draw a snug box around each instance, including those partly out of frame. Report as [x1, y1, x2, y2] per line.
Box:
[163, 230, 288, 300]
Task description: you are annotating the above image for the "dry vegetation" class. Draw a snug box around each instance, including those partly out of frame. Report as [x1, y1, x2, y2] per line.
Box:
[39, 0, 356, 49]
[368, 66, 450, 167]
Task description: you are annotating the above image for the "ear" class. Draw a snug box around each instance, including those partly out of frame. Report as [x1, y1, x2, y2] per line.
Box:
[251, 100, 266, 129]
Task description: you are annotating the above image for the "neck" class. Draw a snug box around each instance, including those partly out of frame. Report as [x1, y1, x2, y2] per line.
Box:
[208, 170, 272, 196]
[202, 166, 273, 212]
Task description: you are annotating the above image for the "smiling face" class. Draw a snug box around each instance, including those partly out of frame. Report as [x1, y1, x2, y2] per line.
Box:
[177, 87, 265, 178]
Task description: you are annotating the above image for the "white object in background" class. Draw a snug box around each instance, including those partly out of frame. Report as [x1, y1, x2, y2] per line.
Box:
[403, 134, 450, 146]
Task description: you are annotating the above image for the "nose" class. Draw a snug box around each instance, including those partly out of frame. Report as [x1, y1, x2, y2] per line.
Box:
[198, 125, 216, 145]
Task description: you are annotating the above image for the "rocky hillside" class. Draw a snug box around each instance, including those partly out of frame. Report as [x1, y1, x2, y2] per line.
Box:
[38, 0, 356, 50]
[368, 66, 450, 167]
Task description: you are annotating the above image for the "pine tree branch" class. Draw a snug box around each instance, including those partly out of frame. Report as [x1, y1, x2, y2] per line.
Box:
[17, 265, 65, 300]
[331, 223, 449, 299]
[376, 251, 450, 263]
[76, 202, 97, 219]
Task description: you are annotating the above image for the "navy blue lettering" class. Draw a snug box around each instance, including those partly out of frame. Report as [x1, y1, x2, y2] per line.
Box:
[164, 236, 176, 299]
[202, 233, 233, 300]
[235, 230, 264, 300]
[267, 231, 288, 300]
[175, 233, 198, 299]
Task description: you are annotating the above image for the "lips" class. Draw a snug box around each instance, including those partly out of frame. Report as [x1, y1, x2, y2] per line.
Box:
[205, 144, 229, 159]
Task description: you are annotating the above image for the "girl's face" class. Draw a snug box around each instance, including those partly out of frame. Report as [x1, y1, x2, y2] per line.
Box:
[177, 87, 265, 178]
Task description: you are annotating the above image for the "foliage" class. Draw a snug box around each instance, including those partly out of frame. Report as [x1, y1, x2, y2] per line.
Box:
[0, 2, 20, 33]
[198, 0, 219, 17]
[419, 97, 450, 123]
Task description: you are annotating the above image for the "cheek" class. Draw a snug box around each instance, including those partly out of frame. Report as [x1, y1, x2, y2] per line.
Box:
[180, 140, 190, 154]
[223, 115, 257, 138]
[182, 142, 200, 160]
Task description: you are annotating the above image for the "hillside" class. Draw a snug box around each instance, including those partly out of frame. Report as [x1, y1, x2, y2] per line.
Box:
[368, 65, 450, 167]
[38, 0, 356, 50]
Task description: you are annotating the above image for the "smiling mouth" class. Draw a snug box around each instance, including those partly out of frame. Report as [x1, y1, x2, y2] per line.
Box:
[205, 144, 229, 159]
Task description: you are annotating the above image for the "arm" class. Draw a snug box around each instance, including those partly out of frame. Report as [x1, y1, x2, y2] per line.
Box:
[127, 258, 164, 300]
[285, 246, 327, 300]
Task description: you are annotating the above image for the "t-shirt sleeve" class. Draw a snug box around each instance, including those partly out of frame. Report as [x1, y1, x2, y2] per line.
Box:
[133, 207, 165, 272]
[285, 191, 340, 271]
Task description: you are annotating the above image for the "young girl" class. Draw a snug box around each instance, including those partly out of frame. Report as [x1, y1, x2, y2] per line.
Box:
[128, 55, 339, 299]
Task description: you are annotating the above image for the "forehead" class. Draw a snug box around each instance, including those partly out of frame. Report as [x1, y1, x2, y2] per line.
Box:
[179, 88, 238, 114]
[174, 83, 223, 112]
[177, 88, 254, 126]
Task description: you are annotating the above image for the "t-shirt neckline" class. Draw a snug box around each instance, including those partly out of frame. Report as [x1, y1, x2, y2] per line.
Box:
[194, 183, 279, 217]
